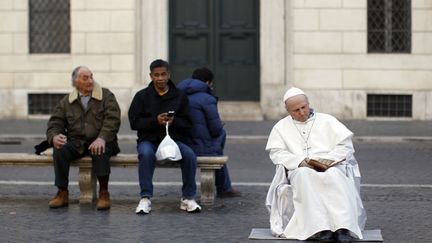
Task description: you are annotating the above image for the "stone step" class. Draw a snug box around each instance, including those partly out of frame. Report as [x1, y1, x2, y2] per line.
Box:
[218, 101, 263, 121]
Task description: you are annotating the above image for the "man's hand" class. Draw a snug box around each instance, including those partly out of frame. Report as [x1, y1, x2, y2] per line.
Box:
[157, 113, 174, 126]
[299, 159, 314, 169]
[52, 134, 67, 149]
[307, 159, 330, 172]
[88, 137, 106, 155]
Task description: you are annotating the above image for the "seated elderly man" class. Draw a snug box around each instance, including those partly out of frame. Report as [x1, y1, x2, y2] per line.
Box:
[47, 66, 121, 210]
[265, 87, 366, 243]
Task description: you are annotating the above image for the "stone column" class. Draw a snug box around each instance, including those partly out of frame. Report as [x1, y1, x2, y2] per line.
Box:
[137, 0, 169, 87]
[260, 0, 293, 119]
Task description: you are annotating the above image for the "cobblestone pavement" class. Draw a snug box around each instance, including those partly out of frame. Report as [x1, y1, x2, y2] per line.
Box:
[1, 185, 432, 243]
[1, 119, 432, 242]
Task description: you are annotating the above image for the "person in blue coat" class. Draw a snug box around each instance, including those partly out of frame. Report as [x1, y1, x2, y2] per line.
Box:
[177, 67, 240, 197]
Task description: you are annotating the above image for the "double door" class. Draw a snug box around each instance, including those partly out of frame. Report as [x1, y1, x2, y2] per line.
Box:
[169, 0, 260, 101]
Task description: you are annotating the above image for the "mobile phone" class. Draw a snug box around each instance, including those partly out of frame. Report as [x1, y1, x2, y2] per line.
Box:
[167, 111, 175, 117]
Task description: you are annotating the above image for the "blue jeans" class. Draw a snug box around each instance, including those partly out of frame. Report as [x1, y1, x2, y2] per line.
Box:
[137, 140, 197, 199]
[215, 164, 233, 194]
[214, 130, 233, 194]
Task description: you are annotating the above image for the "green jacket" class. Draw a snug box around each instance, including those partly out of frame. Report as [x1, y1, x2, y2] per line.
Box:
[47, 83, 121, 154]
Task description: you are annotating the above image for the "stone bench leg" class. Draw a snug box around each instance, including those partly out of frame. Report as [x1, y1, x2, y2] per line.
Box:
[200, 168, 215, 205]
[78, 166, 96, 204]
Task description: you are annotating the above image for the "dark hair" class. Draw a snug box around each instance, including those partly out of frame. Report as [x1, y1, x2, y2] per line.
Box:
[150, 59, 169, 72]
[192, 67, 214, 83]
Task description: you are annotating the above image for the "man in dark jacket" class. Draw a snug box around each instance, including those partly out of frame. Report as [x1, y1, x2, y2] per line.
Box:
[177, 67, 240, 198]
[129, 59, 201, 214]
[47, 66, 121, 210]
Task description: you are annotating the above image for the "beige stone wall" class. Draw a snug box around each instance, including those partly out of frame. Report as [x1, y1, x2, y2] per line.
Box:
[1, 0, 432, 120]
[261, 0, 432, 120]
[0, 0, 136, 118]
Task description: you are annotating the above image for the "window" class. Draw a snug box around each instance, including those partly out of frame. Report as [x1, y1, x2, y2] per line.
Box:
[367, 94, 412, 117]
[28, 93, 67, 115]
[29, 0, 71, 53]
[367, 0, 411, 53]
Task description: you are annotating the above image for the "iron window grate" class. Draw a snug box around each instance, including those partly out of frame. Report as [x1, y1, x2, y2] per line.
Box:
[28, 93, 67, 115]
[367, 94, 412, 117]
[367, 0, 411, 53]
[29, 0, 71, 54]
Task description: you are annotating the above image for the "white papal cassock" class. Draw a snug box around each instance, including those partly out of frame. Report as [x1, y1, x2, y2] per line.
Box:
[265, 112, 366, 240]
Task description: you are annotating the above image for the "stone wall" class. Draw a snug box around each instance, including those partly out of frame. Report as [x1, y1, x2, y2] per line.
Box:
[0, 0, 136, 118]
[1, 0, 431, 120]
[261, 0, 432, 120]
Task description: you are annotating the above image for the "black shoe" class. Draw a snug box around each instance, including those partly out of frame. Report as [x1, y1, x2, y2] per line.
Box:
[335, 229, 352, 243]
[319, 230, 335, 243]
[217, 189, 241, 198]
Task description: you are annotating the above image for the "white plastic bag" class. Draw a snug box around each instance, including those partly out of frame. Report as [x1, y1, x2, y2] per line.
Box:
[155, 123, 182, 162]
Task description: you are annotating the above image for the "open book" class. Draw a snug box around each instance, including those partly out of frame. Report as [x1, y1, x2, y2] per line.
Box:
[307, 157, 346, 172]
[309, 157, 345, 167]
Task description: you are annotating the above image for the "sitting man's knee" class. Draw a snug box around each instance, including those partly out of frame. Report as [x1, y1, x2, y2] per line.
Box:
[138, 142, 155, 156]
[296, 166, 314, 175]
[290, 167, 315, 183]
[178, 143, 196, 158]
[53, 145, 72, 158]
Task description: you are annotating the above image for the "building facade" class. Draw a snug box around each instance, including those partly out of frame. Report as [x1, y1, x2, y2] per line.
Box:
[0, 0, 431, 120]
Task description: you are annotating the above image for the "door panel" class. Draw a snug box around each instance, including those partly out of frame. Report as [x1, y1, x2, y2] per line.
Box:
[171, 33, 211, 81]
[169, 0, 259, 101]
[171, 0, 210, 29]
[169, 0, 213, 85]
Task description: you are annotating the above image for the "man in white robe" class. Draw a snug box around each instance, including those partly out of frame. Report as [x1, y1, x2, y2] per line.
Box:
[265, 87, 366, 243]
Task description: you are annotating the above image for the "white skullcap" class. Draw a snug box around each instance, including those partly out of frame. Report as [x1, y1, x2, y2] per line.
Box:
[283, 87, 305, 102]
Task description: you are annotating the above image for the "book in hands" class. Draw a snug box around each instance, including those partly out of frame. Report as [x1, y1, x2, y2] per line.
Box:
[310, 157, 345, 166]
[307, 157, 346, 172]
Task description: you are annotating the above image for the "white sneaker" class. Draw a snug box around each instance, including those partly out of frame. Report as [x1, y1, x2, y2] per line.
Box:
[135, 198, 151, 214]
[180, 198, 201, 213]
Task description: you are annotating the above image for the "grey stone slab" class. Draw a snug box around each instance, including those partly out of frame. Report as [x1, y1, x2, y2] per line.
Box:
[248, 228, 383, 241]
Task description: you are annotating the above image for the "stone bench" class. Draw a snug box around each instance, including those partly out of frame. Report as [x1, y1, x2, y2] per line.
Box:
[0, 153, 227, 205]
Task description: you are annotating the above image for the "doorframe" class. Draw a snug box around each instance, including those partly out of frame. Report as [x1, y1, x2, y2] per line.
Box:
[135, 0, 292, 117]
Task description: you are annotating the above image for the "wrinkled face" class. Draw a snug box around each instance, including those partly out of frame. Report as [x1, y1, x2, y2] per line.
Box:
[74, 67, 94, 96]
[285, 95, 310, 122]
[150, 66, 170, 92]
